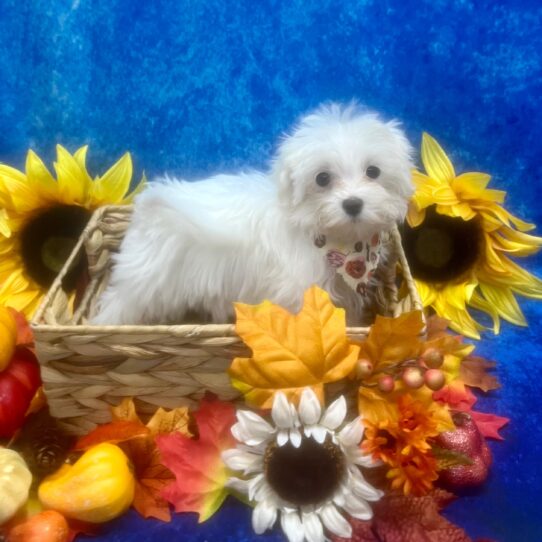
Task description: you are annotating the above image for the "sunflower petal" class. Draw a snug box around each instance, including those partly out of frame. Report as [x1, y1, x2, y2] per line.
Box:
[452, 172, 491, 194]
[91, 152, 133, 204]
[0, 283, 41, 316]
[406, 204, 425, 227]
[433, 296, 482, 339]
[122, 172, 147, 204]
[54, 145, 89, 205]
[0, 165, 42, 213]
[480, 203, 535, 232]
[414, 279, 437, 306]
[25, 149, 59, 202]
[479, 283, 527, 327]
[469, 290, 501, 334]
[0, 208, 11, 237]
[431, 185, 459, 205]
[421, 133, 456, 184]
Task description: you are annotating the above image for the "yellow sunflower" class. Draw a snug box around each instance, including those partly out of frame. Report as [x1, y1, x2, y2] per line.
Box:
[404, 133, 542, 339]
[0, 145, 145, 317]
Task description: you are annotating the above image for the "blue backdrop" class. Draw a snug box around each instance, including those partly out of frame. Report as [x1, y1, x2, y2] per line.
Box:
[1, 1, 541, 540]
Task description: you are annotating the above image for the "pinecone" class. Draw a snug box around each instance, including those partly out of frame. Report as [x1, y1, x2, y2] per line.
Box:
[13, 409, 74, 482]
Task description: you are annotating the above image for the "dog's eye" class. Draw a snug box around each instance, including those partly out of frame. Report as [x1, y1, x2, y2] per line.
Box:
[315, 172, 331, 187]
[366, 166, 381, 179]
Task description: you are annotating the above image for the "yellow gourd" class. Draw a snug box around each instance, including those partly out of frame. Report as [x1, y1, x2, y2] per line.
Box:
[0, 448, 33, 525]
[38, 442, 135, 523]
[0, 306, 17, 371]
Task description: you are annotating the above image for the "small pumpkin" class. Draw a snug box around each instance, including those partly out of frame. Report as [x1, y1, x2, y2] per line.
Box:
[0, 448, 33, 525]
[0, 307, 17, 372]
[6, 510, 69, 542]
[38, 442, 135, 523]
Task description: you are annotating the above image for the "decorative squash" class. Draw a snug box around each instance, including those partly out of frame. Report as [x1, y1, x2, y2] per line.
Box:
[38, 442, 135, 523]
[6, 510, 69, 542]
[0, 448, 32, 525]
[0, 306, 17, 372]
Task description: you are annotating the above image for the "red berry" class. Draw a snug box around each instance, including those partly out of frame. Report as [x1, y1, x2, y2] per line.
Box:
[424, 369, 445, 390]
[421, 348, 444, 369]
[356, 359, 373, 378]
[402, 367, 424, 389]
[377, 375, 395, 393]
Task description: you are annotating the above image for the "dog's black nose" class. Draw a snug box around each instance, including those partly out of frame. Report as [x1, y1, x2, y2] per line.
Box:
[342, 197, 363, 217]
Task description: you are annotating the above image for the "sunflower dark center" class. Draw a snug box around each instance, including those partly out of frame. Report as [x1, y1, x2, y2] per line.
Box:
[264, 436, 345, 506]
[402, 206, 482, 283]
[20, 205, 90, 290]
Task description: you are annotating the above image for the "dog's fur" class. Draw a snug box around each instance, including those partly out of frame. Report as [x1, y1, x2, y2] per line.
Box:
[93, 103, 414, 326]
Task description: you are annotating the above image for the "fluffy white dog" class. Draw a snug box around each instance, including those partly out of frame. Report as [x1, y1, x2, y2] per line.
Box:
[93, 103, 413, 326]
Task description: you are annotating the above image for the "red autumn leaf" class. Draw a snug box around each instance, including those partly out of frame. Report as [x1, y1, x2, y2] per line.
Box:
[156, 395, 237, 522]
[332, 490, 473, 542]
[73, 420, 150, 450]
[433, 385, 476, 411]
[434, 386, 509, 440]
[460, 356, 500, 392]
[8, 308, 34, 346]
[469, 411, 509, 441]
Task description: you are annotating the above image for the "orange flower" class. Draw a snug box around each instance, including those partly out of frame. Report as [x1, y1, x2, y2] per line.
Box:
[387, 449, 439, 496]
[395, 394, 440, 455]
[363, 395, 439, 458]
[362, 420, 398, 464]
[362, 395, 441, 496]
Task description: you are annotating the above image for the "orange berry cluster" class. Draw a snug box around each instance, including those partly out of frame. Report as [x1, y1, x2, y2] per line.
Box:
[356, 348, 446, 394]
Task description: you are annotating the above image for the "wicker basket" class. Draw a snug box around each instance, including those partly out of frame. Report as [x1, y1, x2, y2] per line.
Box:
[31, 205, 422, 435]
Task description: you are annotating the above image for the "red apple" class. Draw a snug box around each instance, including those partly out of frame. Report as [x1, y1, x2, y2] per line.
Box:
[0, 347, 42, 438]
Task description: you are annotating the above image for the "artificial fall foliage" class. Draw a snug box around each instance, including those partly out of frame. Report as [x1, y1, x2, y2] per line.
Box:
[156, 394, 237, 522]
[459, 356, 500, 392]
[356, 311, 469, 434]
[229, 286, 360, 407]
[434, 386, 509, 440]
[73, 398, 191, 522]
[331, 490, 475, 542]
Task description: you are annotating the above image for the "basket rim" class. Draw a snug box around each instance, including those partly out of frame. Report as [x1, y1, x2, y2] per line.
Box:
[30, 322, 373, 337]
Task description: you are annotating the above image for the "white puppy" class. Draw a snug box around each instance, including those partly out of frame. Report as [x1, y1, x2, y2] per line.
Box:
[93, 103, 413, 326]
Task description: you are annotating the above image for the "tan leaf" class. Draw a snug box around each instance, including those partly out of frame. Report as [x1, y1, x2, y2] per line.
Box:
[146, 406, 192, 437]
[460, 356, 500, 392]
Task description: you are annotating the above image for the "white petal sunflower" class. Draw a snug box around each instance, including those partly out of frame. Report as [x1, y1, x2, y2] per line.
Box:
[222, 388, 383, 542]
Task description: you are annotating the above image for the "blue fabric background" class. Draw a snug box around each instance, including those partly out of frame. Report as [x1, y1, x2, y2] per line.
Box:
[1, 1, 541, 540]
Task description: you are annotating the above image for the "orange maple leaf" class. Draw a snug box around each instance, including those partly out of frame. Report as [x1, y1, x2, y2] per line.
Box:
[73, 421, 150, 451]
[229, 286, 360, 407]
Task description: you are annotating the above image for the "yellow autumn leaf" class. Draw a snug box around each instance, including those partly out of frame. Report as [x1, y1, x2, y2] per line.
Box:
[357, 311, 425, 372]
[229, 286, 360, 408]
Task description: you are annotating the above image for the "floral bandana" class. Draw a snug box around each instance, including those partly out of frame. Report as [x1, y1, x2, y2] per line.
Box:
[315, 232, 383, 296]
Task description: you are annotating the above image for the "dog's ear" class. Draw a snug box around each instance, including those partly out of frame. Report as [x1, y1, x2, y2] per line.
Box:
[276, 161, 293, 205]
